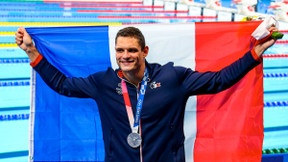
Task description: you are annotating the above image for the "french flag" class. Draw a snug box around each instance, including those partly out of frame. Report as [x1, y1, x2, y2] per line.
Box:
[27, 22, 263, 162]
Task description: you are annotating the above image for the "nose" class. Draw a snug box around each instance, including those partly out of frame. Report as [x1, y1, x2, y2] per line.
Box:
[122, 50, 130, 59]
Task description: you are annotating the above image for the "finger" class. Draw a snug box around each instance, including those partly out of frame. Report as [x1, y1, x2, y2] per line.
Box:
[268, 27, 278, 32]
[264, 38, 276, 48]
[15, 37, 23, 42]
[15, 40, 23, 45]
[15, 30, 22, 35]
[15, 32, 24, 37]
[20, 26, 28, 35]
[18, 26, 28, 35]
[15, 35, 23, 43]
[268, 27, 275, 31]
[15, 40, 20, 44]
[15, 32, 23, 38]
[17, 28, 24, 35]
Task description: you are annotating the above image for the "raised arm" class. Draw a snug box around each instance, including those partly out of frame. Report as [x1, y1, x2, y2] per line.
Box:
[178, 26, 278, 96]
[15, 27, 97, 98]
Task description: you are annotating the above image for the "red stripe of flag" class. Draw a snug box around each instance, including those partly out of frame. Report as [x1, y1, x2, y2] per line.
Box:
[60, 4, 164, 8]
[77, 10, 189, 14]
[97, 15, 216, 19]
[194, 21, 263, 162]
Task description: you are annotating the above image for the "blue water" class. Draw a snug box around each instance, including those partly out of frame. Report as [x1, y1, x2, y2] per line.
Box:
[0, 0, 274, 23]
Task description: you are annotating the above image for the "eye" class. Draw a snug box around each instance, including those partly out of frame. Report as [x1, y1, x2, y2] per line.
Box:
[128, 48, 138, 53]
[116, 48, 124, 53]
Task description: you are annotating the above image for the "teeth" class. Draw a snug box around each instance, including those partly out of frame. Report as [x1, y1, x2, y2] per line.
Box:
[122, 60, 133, 63]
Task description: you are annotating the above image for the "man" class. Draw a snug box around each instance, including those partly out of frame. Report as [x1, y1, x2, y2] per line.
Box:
[15, 26, 277, 162]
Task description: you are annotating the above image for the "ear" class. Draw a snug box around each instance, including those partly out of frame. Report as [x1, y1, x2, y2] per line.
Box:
[142, 46, 149, 58]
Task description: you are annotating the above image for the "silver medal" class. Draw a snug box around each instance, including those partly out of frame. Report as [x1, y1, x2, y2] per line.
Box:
[127, 132, 142, 148]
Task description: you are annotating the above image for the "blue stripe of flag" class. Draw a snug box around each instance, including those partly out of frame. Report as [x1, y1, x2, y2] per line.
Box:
[27, 26, 111, 161]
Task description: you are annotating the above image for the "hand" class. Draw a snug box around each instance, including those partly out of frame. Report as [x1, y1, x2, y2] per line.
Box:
[15, 26, 40, 61]
[15, 26, 33, 52]
[254, 26, 278, 57]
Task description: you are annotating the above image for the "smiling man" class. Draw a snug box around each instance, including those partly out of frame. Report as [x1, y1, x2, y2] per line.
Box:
[115, 28, 148, 86]
[15, 26, 277, 162]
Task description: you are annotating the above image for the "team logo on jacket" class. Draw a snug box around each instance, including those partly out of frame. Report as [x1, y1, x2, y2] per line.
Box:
[116, 83, 122, 95]
[150, 81, 161, 89]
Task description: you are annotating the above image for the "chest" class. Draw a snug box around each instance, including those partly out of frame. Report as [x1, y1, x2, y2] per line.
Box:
[99, 74, 184, 122]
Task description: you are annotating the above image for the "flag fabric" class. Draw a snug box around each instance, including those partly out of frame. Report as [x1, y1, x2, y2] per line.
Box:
[27, 21, 263, 162]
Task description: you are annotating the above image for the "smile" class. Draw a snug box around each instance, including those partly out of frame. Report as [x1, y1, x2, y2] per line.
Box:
[120, 60, 135, 64]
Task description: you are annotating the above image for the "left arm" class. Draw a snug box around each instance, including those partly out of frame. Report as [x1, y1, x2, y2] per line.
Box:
[177, 26, 278, 96]
[176, 50, 261, 96]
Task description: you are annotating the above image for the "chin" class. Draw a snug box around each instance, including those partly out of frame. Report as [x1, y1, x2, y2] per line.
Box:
[119, 63, 135, 72]
[120, 67, 134, 72]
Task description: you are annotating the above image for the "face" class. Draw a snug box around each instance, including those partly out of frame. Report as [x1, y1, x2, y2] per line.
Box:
[115, 36, 148, 73]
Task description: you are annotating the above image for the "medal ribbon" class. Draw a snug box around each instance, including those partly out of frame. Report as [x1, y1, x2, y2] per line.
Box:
[121, 68, 148, 133]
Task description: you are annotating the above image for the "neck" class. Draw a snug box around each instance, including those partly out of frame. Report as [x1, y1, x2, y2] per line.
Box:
[123, 64, 145, 86]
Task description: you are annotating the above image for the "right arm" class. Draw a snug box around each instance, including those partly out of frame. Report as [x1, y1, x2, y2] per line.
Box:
[15, 26, 40, 62]
[15, 27, 96, 98]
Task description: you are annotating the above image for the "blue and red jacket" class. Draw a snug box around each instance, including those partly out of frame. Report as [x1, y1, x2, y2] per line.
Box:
[32, 50, 261, 162]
